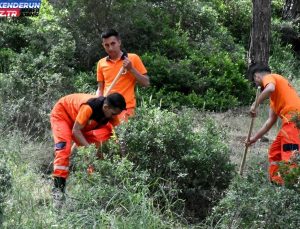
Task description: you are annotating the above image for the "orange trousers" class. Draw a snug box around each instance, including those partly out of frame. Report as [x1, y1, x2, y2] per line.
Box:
[269, 121, 300, 184]
[50, 112, 113, 179]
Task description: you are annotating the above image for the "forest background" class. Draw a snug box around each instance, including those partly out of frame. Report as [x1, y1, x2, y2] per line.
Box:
[1, 0, 300, 228]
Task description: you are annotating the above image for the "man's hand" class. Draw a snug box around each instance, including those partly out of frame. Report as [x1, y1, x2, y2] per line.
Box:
[250, 102, 258, 118]
[123, 57, 133, 71]
[245, 136, 258, 147]
[122, 56, 150, 87]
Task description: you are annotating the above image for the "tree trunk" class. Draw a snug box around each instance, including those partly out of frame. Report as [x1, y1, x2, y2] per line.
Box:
[248, 0, 271, 73]
[283, 0, 300, 21]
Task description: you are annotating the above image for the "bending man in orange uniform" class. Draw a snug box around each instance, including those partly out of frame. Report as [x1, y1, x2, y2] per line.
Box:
[96, 29, 150, 121]
[50, 93, 126, 205]
[246, 64, 300, 184]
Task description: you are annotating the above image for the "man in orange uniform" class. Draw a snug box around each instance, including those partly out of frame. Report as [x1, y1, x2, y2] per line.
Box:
[50, 92, 126, 206]
[96, 29, 150, 121]
[246, 64, 300, 184]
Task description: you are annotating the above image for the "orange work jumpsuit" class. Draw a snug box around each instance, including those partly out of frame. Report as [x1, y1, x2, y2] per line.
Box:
[262, 74, 300, 184]
[50, 94, 118, 179]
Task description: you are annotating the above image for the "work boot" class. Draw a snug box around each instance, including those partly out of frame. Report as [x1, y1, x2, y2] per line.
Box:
[52, 177, 66, 209]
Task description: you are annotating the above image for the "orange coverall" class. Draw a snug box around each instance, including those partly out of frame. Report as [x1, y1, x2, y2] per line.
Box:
[50, 94, 118, 178]
[262, 74, 300, 184]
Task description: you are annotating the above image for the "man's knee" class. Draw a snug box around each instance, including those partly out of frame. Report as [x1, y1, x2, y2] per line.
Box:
[55, 142, 66, 151]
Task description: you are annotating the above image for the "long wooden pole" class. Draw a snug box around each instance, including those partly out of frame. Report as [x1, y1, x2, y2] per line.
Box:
[239, 86, 261, 176]
[104, 66, 125, 96]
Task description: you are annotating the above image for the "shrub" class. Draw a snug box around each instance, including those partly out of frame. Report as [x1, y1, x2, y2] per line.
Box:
[0, 159, 12, 225]
[269, 31, 300, 80]
[72, 71, 96, 94]
[141, 50, 254, 111]
[213, 0, 252, 46]
[60, 145, 184, 228]
[206, 157, 300, 229]
[0, 2, 75, 135]
[0, 48, 16, 73]
[114, 106, 235, 220]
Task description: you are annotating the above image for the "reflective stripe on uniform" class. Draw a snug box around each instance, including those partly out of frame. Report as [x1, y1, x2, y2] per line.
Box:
[269, 161, 280, 166]
[54, 165, 69, 171]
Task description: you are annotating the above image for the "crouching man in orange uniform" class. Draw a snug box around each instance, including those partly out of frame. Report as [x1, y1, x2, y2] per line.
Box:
[246, 64, 300, 184]
[50, 92, 126, 207]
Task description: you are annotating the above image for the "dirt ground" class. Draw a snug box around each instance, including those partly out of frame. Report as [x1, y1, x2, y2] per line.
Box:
[209, 104, 280, 172]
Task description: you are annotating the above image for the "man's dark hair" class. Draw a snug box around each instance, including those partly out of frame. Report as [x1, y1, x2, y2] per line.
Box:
[105, 93, 126, 111]
[101, 29, 120, 39]
[248, 63, 271, 80]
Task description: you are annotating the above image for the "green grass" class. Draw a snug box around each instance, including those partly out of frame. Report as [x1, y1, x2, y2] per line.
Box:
[0, 132, 188, 228]
[0, 102, 297, 228]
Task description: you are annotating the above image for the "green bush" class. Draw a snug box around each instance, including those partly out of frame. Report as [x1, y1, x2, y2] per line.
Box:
[213, 0, 252, 46]
[60, 145, 184, 228]
[276, 149, 300, 191]
[0, 2, 75, 135]
[0, 48, 16, 73]
[269, 30, 300, 79]
[0, 159, 12, 225]
[72, 71, 96, 93]
[114, 106, 235, 220]
[140, 50, 254, 111]
[206, 157, 300, 229]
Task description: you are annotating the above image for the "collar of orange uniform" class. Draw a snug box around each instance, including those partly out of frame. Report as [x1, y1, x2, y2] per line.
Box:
[106, 51, 128, 62]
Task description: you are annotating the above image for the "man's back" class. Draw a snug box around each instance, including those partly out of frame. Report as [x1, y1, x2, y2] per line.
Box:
[262, 74, 300, 118]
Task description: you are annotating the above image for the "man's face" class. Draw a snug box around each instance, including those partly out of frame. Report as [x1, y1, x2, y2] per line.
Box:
[254, 73, 262, 86]
[103, 104, 122, 119]
[102, 36, 121, 58]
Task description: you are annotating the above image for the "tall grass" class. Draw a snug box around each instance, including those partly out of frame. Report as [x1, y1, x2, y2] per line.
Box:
[0, 131, 188, 228]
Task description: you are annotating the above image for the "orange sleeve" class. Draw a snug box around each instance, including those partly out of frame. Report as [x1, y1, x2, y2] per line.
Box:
[132, 54, 147, 75]
[75, 104, 93, 126]
[109, 116, 121, 127]
[97, 60, 104, 82]
[262, 74, 276, 88]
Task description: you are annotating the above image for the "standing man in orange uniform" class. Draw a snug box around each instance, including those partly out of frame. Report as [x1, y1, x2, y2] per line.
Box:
[96, 29, 150, 121]
[50, 92, 126, 207]
[246, 64, 300, 184]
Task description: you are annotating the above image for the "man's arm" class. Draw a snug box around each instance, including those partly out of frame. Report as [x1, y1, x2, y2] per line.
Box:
[123, 57, 150, 87]
[72, 122, 89, 147]
[96, 81, 104, 96]
[250, 83, 275, 117]
[247, 108, 278, 146]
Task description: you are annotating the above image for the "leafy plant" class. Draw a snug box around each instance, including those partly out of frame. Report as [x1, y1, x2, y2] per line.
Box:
[0, 159, 12, 225]
[206, 156, 300, 229]
[60, 145, 185, 228]
[113, 106, 235, 220]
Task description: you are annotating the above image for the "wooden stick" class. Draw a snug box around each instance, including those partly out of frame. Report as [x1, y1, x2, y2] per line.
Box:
[239, 86, 261, 176]
[104, 66, 125, 96]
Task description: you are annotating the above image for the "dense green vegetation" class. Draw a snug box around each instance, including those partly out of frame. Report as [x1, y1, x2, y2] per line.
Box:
[206, 156, 300, 229]
[1, 0, 300, 227]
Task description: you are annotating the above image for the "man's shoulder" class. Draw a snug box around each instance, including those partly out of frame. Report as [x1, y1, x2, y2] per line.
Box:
[266, 73, 285, 79]
[128, 53, 144, 64]
[97, 56, 109, 67]
[264, 73, 281, 82]
[127, 53, 140, 59]
[99, 56, 108, 62]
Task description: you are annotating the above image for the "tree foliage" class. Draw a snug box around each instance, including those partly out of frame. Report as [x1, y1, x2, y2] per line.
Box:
[0, 1, 75, 134]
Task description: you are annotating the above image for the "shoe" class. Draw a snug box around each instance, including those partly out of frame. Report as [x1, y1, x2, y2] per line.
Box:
[52, 187, 65, 209]
[52, 176, 66, 209]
